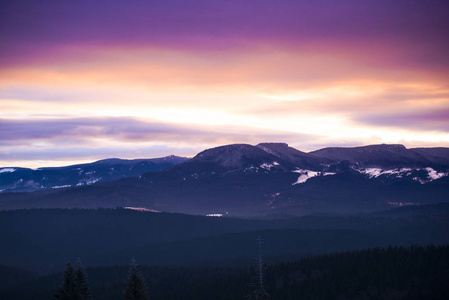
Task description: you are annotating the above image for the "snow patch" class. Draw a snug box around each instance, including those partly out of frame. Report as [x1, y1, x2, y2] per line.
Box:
[387, 201, 419, 207]
[362, 168, 414, 178]
[292, 170, 315, 185]
[292, 169, 336, 185]
[76, 177, 101, 186]
[360, 167, 447, 183]
[52, 185, 71, 189]
[363, 168, 383, 178]
[412, 177, 426, 184]
[244, 166, 258, 172]
[425, 167, 447, 181]
[293, 173, 316, 184]
[260, 162, 279, 170]
[124, 207, 160, 213]
[0, 168, 16, 173]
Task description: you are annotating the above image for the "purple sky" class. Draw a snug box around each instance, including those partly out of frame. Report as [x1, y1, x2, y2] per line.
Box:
[1, 0, 449, 167]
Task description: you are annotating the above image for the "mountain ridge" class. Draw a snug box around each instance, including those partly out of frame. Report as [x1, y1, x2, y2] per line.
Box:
[0, 155, 188, 193]
[310, 143, 449, 168]
[1, 143, 448, 216]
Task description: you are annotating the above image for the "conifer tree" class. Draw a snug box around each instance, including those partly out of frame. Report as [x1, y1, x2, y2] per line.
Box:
[54, 260, 92, 300]
[75, 260, 92, 300]
[124, 258, 150, 300]
[54, 262, 76, 300]
[248, 236, 270, 300]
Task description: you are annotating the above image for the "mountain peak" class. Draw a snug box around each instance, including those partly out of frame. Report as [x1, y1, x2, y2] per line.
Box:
[257, 142, 289, 148]
[256, 142, 331, 169]
[191, 144, 276, 169]
[311, 144, 422, 168]
[182, 142, 332, 172]
[364, 144, 407, 151]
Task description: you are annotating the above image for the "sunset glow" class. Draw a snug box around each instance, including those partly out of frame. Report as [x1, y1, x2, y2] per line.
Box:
[1, 0, 449, 168]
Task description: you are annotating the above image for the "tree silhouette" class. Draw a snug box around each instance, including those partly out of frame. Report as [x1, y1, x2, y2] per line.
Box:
[75, 260, 91, 300]
[53, 261, 91, 300]
[124, 258, 150, 300]
[54, 262, 76, 300]
[248, 236, 270, 300]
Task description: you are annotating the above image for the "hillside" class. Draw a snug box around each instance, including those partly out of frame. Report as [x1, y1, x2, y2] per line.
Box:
[0, 156, 188, 193]
[1, 204, 448, 274]
[0, 143, 448, 216]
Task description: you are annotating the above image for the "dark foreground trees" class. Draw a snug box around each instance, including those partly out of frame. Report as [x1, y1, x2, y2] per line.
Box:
[53, 259, 150, 300]
[124, 259, 149, 300]
[34, 245, 449, 300]
[54, 261, 91, 300]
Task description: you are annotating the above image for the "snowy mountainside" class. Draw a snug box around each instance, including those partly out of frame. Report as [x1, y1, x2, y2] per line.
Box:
[0, 156, 188, 193]
[0, 143, 448, 216]
[310, 144, 449, 169]
[157, 143, 449, 186]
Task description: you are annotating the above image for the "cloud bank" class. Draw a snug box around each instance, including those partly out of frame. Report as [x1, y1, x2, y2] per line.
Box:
[1, 0, 449, 167]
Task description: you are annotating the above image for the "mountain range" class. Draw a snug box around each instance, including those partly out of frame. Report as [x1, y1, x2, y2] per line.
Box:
[2, 142, 448, 299]
[0, 156, 188, 193]
[1, 143, 448, 216]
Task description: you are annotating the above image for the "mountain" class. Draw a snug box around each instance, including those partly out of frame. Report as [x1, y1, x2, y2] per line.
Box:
[176, 143, 332, 173]
[172, 144, 282, 173]
[0, 143, 448, 216]
[256, 142, 332, 169]
[310, 144, 449, 169]
[0, 155, 188, 193]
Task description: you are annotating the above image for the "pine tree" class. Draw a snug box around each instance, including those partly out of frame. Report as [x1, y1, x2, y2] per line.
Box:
[75, 260, 91, 300]
[54, 262, 76, 300]
[248, 236, 270, 300]
[54, 261, 92, 300]
[124, 259, 150, 300]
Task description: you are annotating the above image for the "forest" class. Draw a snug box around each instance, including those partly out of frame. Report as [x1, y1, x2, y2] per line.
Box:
[1, 244, 448, 300]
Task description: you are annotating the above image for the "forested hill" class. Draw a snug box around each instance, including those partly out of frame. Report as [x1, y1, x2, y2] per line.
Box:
[1, 245, 448, 300]
[2, 204, 449, 274]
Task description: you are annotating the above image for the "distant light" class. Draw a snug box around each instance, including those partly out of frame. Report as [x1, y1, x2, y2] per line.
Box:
[206, 214, 223, 217]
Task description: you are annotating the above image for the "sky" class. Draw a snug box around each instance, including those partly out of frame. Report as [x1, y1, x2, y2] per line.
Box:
[1, 0, 449, 168]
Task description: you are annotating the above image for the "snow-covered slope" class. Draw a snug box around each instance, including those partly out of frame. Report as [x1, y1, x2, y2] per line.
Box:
[0, 156, 188, 193]
[1, 143, 448, 216]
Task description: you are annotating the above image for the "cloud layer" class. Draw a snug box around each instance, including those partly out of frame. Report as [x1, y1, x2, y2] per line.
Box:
[0, 117, 327, 167]
[1, 0, 449, 167]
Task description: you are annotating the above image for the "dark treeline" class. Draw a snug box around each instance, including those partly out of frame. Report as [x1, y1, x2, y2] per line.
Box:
[2, 205, 449, 275]
[269, 245, 449, 299]
[1, 244, 448, 300]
